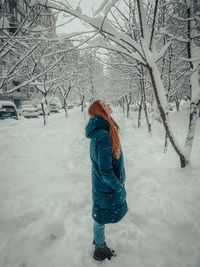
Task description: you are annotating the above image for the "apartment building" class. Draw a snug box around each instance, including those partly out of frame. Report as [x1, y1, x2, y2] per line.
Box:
[0, 0, 57, 106]
[0, 0, 56, 35]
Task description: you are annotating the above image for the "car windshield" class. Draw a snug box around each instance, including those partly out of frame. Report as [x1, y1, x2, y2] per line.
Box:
[0, 106, 15, 112]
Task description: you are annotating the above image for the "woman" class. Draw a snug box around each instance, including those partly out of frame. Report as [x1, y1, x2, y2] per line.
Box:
[85, 100, 128, 261]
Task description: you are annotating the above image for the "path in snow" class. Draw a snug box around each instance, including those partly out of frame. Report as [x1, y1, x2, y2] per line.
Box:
[0, 108, 200, 267]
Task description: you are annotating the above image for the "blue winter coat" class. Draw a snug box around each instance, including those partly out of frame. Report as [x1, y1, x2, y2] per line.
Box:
[85, 115, 128, 224]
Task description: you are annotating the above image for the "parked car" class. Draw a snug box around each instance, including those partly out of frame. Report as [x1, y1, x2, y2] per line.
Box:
[78, 103, 87, 108]
[36, 104, 50, 115]
[67, 105, 73, 110]
[21, 104, 39, 118]
[47, 96, 62, 109]
[0, 101, 18, 120]
[71, 101, 78, 107]
[49, 103, 60, 113]
[130, 104, 139, 111]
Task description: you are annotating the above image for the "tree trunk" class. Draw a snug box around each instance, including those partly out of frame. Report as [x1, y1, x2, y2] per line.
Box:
[184, 4, 200, 160]
[143, 102, 151, 133]
[122, 98, 125, 113]
[137, 99, 143, 128]
[126, 92, 132, 118]
[64, 99, 68, 118]
[175, 99, 180, 111]
[148, 63, 187, 168]
[184, 102, 199, 158]
[127, 103, 130, 118]
[41, 103, 46, 126]
[81, 95, 85, 112]
[164, 132, 168, 153]
[141, 70, 151, 133]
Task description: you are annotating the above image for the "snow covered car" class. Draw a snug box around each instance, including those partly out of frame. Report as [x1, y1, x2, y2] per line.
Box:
[22, 104, 39, 118]
[49, 103, 60, 113]
[0, 101, 18, 120]
[67, 105, 73, 110]
[36, 104, 50, 115]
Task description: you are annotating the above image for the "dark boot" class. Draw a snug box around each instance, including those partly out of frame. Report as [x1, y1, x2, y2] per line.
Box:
[93, 244, 116, 261]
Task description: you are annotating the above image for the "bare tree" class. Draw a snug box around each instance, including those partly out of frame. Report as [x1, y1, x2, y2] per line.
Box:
[37, 0, 190, 167]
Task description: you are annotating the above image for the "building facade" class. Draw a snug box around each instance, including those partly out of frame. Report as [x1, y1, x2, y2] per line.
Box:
[0, 0, 57, 106]
[0, 0, 56, 35]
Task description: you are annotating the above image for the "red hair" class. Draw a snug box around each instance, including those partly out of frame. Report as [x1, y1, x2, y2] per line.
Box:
[88, 100, 120, 159]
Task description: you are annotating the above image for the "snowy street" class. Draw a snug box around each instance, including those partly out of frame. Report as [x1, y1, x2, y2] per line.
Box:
[0, 108, 200, 267]
[1, 0, 200, 265]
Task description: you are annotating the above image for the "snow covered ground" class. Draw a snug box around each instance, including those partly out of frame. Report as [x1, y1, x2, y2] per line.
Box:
[0, 107, 200, 267]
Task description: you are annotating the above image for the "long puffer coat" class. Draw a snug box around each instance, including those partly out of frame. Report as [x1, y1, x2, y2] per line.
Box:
[85, 115, 128, 224]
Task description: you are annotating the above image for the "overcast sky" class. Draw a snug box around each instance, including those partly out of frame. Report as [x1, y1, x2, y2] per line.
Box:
[56, 0, 103, 34]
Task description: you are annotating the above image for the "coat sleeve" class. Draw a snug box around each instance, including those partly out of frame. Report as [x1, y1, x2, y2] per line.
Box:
[97, 131, 124, 192]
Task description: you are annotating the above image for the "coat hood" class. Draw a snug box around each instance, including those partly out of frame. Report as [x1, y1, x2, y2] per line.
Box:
[85, 115, 110, 139]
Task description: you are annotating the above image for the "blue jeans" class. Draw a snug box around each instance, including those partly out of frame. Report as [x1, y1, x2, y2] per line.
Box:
[93, 220, 105, 248]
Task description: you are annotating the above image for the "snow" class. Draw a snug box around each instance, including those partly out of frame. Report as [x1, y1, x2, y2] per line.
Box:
[153, 41, 172, 63]
[0, 108, 200, 267]
[149, 61, 169, 110]
[85, 15, 143, 57]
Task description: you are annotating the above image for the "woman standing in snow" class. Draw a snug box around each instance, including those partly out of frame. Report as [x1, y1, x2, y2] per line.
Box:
[85, 100, 128, 261]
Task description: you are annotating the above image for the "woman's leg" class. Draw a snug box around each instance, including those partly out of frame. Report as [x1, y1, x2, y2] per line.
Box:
[93, 221, 116, 261]
[93, 220, 105, 248]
